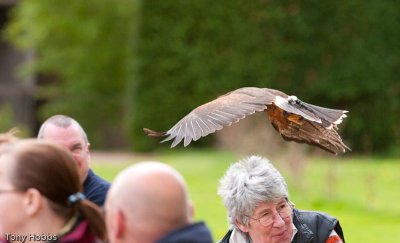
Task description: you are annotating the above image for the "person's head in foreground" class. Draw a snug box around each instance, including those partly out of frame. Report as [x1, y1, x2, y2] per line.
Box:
[218, 155, 345, 243]
[37, 114, 90, 183]
[37, 114, 110, 207]
[105, 161, 213, 243]
[0, 136, 106, 242]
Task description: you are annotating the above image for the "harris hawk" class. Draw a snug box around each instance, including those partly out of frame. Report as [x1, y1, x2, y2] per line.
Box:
[143, 87, 350, 154]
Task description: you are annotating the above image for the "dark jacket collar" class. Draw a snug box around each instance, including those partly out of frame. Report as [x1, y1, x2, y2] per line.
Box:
[156, 222, 213, 243]
[292, 209, 314, 243]
[83, 169, 94, 187]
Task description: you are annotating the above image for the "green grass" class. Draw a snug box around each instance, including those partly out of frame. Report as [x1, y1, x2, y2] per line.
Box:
[91, 150, 400, 242]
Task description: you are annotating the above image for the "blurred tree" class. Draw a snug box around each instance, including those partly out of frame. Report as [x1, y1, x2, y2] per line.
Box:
[4, 0, 140, 147]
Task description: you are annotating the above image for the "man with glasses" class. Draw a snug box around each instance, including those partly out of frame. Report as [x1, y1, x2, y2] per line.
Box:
[218, 155, 345, 243]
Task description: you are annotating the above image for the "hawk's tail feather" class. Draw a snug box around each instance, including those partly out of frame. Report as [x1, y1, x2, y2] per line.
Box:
[281, 121, 350, 154]
[303, 122, 350, 155]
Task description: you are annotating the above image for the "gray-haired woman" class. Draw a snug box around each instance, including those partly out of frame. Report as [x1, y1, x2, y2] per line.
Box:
[218, 155, 344, 243]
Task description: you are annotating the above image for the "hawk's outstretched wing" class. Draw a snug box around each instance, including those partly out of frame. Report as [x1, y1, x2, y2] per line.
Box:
[144, 87, 350, 154]
[144, 87, 283, 147]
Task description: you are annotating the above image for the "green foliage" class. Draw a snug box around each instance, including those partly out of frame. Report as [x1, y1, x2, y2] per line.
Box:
[4, 1, 399, 152]
[131, 0, 399, 152]
[91, 150, 400, 242]
[5, 0, 140, 147]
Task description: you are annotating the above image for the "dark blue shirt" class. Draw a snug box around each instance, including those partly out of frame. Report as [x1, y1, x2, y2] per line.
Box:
[156, 222, 213, 243]
[83, 169, 111, 207]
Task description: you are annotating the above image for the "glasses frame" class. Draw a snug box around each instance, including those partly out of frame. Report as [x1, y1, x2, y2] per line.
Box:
[245, 199, 294, 227]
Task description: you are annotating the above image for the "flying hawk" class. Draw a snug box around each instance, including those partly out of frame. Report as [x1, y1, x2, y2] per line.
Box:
[143, 87, 350, 154]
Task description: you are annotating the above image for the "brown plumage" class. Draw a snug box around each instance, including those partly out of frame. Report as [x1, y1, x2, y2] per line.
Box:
[144, 87, 350, 154]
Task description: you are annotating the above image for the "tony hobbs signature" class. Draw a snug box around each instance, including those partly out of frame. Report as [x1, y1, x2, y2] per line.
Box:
[3, 233, 57, 243]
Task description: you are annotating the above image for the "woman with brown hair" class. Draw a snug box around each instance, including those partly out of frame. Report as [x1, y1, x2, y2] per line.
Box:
[0, 136, 106, 242]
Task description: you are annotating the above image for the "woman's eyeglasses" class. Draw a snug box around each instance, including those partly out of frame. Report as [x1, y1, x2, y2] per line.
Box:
[245, 200, 293, 227]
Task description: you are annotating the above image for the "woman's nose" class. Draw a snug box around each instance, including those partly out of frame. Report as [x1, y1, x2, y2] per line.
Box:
[272, 212, 286, 227]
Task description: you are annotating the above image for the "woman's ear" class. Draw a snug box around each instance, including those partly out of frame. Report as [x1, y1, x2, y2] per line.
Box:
[23, 188, 43, 216]
[235, 219, 249, 233]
